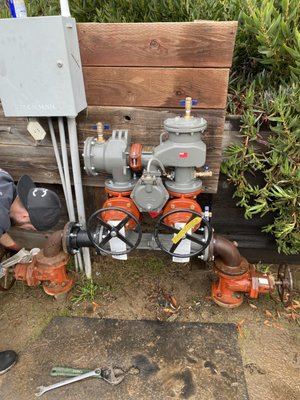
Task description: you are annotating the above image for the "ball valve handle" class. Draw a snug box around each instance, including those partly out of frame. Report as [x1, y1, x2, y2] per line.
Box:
[179, 98, 199, 120]
[92, 123, 110, 143]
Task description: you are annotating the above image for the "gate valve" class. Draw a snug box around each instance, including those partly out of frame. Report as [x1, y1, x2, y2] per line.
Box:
[14, 250, 74, 298]
[212, 260, 295, 308]
[87, 207, 142, 256]
[212, 259, 275, 308]
[276, 263, 294, 307]
[103, 192, 141, 230]
[154, 208, 212, 258]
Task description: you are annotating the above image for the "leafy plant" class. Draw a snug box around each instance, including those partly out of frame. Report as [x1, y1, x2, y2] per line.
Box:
[223, 1, 300, 254]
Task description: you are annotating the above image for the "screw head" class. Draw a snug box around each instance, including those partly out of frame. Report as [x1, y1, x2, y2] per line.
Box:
[57, 61, 63, 68]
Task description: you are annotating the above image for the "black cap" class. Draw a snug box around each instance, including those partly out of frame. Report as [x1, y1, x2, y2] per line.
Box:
[17, 175, 61, 231]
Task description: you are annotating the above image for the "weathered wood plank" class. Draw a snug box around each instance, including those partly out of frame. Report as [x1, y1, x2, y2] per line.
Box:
[0, 146, 223, 193]
[77, 21, 238, 68]
[83, 67, 229, 109]
[0, 105, 225, 147]
[77, 106, 225, 144]
[0, 106, 225, 193]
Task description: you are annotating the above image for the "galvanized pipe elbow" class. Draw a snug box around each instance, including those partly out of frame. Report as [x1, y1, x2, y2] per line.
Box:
[43, 230, 64, 258]
[213, 234, 242, 267]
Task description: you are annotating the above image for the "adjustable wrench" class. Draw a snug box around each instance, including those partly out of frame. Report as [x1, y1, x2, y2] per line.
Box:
[35, 368, 102, 397]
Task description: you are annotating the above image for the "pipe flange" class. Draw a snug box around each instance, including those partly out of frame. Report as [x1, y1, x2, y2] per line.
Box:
[62, 222, 82, 255]
[214, 257, 250, 276]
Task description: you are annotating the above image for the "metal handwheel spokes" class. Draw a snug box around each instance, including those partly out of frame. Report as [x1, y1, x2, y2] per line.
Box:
[154, 209, 213, 258]
[87, 207, 142, 256]
[277, 263, 294, 307]
[0, 266, 15, 291]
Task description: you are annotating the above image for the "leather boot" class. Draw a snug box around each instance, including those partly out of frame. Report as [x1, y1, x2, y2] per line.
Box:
[0, 350, 17, 374]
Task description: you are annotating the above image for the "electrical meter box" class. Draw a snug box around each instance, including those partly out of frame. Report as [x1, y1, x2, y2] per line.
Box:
[0, 16, 87, 117]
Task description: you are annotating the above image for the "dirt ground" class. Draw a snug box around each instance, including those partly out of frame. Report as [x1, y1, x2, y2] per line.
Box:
[0, 252, 299, 400]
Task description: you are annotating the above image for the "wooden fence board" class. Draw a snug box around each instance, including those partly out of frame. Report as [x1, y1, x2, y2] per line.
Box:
[1, 106, 225, 147]
[83, 67, 229, 108]
[0, 105, 225, 193]
[77, 22, 237, 68]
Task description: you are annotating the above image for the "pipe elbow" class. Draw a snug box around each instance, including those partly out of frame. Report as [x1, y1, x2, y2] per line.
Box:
[43, 230, 64, 258]
[213, 234, 242, 267]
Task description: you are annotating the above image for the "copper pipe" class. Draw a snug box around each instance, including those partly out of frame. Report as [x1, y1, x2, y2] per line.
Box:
[213, 235, 242, 267]
[43, 230, 64, 258]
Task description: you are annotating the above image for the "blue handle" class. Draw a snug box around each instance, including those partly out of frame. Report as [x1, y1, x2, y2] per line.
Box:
[179, 99, 199, 106]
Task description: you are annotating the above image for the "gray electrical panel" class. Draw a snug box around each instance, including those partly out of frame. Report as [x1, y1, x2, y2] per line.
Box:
[0, 16, 87, 117]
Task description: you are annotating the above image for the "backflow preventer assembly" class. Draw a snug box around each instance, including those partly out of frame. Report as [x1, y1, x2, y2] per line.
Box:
[7, 99, 294, 307]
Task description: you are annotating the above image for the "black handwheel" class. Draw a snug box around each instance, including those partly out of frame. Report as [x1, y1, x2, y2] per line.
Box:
[87, 207, 142, 256]
[154, 209, 212, 258]
[277, 263, 294, 307]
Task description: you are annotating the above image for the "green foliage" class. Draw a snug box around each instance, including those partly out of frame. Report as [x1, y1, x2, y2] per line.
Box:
[0, 0, 299, 254]
[71, 278, 98, 303]
[223, 1, 300, 254]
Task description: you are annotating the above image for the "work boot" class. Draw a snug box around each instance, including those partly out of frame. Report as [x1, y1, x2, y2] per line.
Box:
[0, 350, 17, 375]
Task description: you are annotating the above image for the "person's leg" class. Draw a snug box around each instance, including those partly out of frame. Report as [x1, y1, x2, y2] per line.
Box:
[0, 350, 17, 374]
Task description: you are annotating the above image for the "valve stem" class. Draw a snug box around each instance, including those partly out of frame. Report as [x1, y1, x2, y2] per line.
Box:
[96, 122, 105, 143]
[185, 97, 192, 120]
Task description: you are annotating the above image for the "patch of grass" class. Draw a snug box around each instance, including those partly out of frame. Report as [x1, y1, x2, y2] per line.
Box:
[129, 256, 165, 276]
[71, 278, 98, 304]
[25, 307, 71, 347]
[255, 262, 273, 274]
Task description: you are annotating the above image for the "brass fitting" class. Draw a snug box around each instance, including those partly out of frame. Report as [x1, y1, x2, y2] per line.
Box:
[184, 97, 192, 120]
[194, 170, 213, 178]
[96, 122, 105, 143]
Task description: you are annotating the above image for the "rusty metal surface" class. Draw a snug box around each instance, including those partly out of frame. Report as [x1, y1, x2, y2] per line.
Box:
[1, 317, 249, 400]
[214, 257, 250, 276]
[43, 230, 64, 258]
[213, 235, 242, 267]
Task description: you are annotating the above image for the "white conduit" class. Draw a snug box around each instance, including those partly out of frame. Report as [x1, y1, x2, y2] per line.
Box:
[48, 118, 69, 210]
[67, 117, 92, 278]
[57, 117, 84, 272]
[48, 118, 83, 272]
[58, 0, 91, 277]
[58, 117, 74, 220]
[60, 0, 71, 17]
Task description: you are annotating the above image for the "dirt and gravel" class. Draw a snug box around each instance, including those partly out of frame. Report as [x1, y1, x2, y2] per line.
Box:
[0, 252, 299, 399]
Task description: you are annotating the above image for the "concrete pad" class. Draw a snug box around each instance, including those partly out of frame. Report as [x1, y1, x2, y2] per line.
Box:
[1, 317, 249, 399]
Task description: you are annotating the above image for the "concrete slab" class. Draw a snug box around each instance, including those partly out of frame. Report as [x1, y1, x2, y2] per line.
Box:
[1, 317, 248, 399]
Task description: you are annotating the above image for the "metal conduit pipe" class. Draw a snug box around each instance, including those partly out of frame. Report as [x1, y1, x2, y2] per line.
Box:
[48, 118, 69, 210]
[57, 117, 83, 271]
[60, 0, 71, 17]
[67, 117, 92, 278]
[213, 234, 242, 267]
[48, 118, 83, 272]
[58, 117, 74, 220]
[43, 230, 64, 258]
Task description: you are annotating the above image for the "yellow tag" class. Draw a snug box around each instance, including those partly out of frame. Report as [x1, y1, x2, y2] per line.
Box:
[171, 217, 202, 244]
